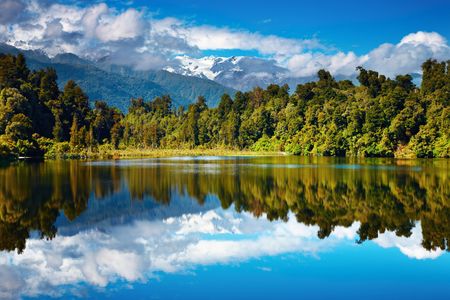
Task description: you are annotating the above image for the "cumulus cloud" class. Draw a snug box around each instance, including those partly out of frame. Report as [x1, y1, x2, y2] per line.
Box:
[287, 31, 450, 78]
[0, 1, 448, 77]
[0, 0, 320, 69]
[287, 51, 363, 77]
[0, 0, 26, 25]
[155, 21, 321, 57]
[363, 31, 450, 76]
[148, 16, 322, 58]
[399, 31, 447, 50]
[0, 1, 195, 68]
[91, 7, 144, 42]
[1, 1, 146, 57]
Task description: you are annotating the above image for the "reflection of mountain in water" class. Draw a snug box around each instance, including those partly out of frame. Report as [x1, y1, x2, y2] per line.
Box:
[56, 186, 219, 236]
[0, 158, 448, 253]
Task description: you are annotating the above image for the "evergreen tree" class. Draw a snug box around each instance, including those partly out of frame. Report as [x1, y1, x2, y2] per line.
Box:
[69, 117, 79, 149]
[52, 114, 64, 142]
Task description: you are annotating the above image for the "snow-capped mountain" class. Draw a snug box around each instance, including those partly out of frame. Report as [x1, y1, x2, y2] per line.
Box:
[167, 55, 298, 91]
[166, 56, 223, 80]
[0, 43, 234, 111]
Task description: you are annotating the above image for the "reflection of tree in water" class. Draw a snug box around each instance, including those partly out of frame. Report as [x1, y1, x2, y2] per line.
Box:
[0, 161, 121, 253]
[122, 161, 449, 252]
[0, 159, 448, 253]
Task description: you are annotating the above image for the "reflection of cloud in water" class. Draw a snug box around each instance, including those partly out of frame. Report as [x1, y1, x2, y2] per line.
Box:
[85, 158, 424, 172]
[0, 266, 24, 300]
[374, 224, 443, 259]
[0, 209, 442, 299]
[163, 156, 249, 161]
[85, 156, 251, 166]
[85, 160, 233, 174]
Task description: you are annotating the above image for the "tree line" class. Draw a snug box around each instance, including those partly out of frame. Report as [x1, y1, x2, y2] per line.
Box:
[0, 53, 448, 159]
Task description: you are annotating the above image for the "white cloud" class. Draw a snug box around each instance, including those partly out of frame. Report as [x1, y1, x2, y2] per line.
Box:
[399, 31, 447, 50]
[2, 1, 145, 56]
[0, 1, 320, 68]
[0, 1, 449, 77]
[287, 31, 450, 78]
[180, 26, 318, 57]
[287, 52, 363, 77]
[149, 17, 321, 58]
[94, 8, 143, 42]
[0, 0, 26, 25]
[82, 3, 109, 39]
[171, 210, 240, 235]
[364, 31, 450, 76]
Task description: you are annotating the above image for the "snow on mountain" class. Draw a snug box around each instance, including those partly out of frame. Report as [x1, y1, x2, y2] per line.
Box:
[167, 55, 294, 91]
[168, 56, 224, 80]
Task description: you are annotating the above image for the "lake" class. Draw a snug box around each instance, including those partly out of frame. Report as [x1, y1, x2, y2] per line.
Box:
[0, 156, 449, 299]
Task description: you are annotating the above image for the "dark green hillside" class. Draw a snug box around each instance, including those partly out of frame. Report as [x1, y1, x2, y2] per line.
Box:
[29, 60, 167, 111]
[0, 44, 235, 111]
[96, 63, 235, 108]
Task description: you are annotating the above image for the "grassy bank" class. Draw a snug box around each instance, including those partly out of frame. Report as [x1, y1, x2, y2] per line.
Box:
[42, 144, 285, 160]
[101, 148, 284, 159]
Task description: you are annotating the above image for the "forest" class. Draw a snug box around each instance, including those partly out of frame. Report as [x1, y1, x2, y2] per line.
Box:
[0, 53, 448, 159]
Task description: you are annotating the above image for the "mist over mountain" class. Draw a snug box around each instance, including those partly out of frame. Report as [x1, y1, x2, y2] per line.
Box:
[55, 189, 218, 236]
[168, 55, 308, 91]
[166, 55, 364, 91]
[0, 43, 235, 111]
[0, 42, 424, 112]
[0, 42, 323, 101]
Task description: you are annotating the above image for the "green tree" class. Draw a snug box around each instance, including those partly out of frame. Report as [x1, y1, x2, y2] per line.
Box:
[5, 114, 33, 141]
[69, 116, 79, 149]
[0, 88, 31, 133]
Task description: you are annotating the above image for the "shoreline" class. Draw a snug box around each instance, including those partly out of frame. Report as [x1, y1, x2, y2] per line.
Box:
[39, 148, 287, 160]
[5, 149, 449, 162]
[100, 148, 286, 159]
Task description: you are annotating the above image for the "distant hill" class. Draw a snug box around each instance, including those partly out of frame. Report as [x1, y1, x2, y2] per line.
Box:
[0, 43, 235, 112]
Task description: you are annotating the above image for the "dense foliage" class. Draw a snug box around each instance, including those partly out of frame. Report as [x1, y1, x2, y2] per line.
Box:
[0, 53, 448, 159]
[0, 43, 234, 112]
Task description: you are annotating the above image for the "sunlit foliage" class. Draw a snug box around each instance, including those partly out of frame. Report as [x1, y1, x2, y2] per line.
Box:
[0, 54, 448, 159]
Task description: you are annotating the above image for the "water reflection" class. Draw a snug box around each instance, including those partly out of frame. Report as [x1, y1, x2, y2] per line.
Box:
[0, 157, 448, 254]
[0, 157, 449, 298]
[1, 209, 361, 298]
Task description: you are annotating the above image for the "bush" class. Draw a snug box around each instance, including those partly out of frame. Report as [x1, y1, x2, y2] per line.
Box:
[285, 143, 302, 155]
[14, 139, 40, 157]
[36, 136, 55, 154]
[251, 135, 279, 152]
[45, 142, 71, 159]
[0, 135, 16, 160]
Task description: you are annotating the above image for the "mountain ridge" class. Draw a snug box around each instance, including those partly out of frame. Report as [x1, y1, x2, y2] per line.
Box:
[0, 43, 235, 111]
[169, 55, 298, 91]
[167, 54, 422, 91]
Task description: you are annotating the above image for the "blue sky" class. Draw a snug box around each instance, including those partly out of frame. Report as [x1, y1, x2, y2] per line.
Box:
[1, 0, 450, 78]
[128, 0, 450, 54]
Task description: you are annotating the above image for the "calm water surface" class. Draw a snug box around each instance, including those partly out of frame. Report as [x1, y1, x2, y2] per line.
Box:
[0, 156, 449, 299]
